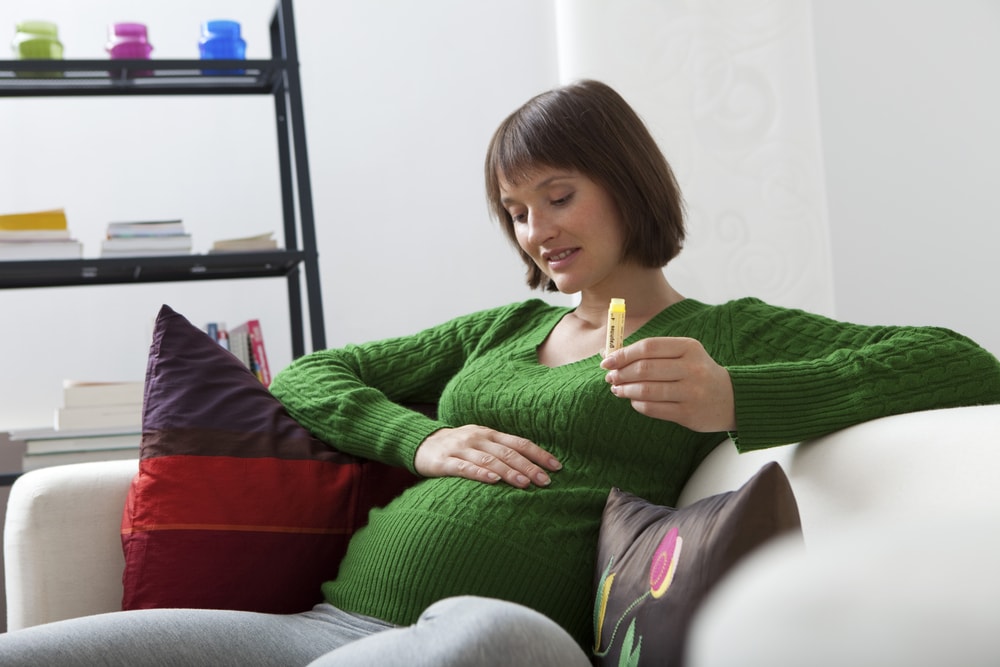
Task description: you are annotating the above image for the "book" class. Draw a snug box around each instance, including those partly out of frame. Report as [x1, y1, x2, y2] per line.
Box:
[204, 322, 230, 350]
[247, 319, 271, 386]
[54, 403, 142, 431]
[0, 208, 68, 231]
[9, 428, 140, 456]
[61, 380, 144, 408]
[21, 446, 139, 472]
[209, 232, 278, 253]
[101, 234, 192, 254]
[8, 425, 141, 471]
[106, 219, 185, 237]
[0, 208, 81, 259]
[0, 229, 72, 241]
[228, 319, 271, 386]
[0, 239, 83, 260]
[228, 326, 252, 370]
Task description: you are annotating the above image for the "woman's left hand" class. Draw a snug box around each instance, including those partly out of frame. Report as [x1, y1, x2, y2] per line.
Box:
[601, 337, 736, 433]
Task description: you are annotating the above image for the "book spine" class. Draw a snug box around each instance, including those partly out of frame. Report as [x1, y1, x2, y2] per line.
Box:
[247, 319, 271, 386]
[25, 432, 140, 455]
[216, 322, 230, 351]
[0, 208, 67, 231]
[228, 327, 252, 372]
[22, 447, 139, 472]
[62, 381, 144, 408]
[55, 405, 142, 431]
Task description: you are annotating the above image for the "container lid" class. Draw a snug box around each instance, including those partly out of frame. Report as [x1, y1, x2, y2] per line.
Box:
[109, 22, 149, 40]
[16, 20, 59, 37]
[201, 20, 242, 38]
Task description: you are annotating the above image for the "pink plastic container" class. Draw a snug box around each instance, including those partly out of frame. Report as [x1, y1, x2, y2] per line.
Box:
[105, 22, 153, 60]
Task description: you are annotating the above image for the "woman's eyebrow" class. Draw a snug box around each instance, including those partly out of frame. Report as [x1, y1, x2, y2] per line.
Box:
[500, 174, 575, 205]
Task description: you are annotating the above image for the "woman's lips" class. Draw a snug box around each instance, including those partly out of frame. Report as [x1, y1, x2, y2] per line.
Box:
[545, 248, 580, 269]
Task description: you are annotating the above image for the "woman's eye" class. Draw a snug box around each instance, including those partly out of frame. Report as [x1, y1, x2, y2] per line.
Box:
[509, 211, 527, 223]
[551, 193, 573, 206]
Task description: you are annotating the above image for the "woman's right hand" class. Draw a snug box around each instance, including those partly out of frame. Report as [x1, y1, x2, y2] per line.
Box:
[414, 425, 563, 489]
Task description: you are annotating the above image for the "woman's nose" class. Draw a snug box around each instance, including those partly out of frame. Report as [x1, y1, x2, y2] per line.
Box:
[526, 210, 555, 246]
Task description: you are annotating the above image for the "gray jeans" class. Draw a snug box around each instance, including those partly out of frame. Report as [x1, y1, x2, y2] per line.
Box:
[0, 596, 590, 667]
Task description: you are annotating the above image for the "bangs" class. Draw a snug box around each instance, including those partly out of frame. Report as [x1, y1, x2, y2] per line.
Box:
[487, 107, 574, 187]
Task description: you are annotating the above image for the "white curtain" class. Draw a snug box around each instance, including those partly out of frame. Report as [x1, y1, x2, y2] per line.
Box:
[555, 0, 834, 315]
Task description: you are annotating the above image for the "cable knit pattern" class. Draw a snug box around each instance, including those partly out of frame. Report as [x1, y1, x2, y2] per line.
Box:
[270, 298, 1000, 648]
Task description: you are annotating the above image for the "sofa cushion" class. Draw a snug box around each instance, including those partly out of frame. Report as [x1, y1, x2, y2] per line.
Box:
[120, 304, 417, 613]
[592, 461, 801, 667]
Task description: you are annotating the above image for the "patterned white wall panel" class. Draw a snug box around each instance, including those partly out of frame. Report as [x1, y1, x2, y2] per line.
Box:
[555, 0, 834, 315]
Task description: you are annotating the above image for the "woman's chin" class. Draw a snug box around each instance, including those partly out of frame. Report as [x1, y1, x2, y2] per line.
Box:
[547, 276, 577, 295]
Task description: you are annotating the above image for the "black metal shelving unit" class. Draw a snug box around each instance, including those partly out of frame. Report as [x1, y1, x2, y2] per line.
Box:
[0, 0, 325, 357]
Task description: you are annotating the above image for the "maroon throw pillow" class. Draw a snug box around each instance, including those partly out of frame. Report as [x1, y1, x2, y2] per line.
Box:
[593, 461, 801, 666]
[121, 304, 417, 613]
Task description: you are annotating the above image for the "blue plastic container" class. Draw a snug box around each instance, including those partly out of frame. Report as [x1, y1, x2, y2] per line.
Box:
[198, 20, 246, 75]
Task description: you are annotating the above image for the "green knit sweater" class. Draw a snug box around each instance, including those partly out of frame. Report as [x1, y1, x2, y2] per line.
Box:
[270, 298, 1000, 648]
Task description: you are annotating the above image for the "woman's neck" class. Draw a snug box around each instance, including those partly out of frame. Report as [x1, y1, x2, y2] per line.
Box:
[572, 269, 683, 331]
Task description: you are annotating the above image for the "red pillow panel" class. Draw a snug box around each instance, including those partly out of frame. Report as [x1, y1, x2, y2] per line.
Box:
[126, 455, 362, 531]
[121, 529, 351, 613]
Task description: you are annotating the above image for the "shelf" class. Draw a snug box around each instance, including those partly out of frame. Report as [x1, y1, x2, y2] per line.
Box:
[0, 59, 284, 97]
[0, 250, 308, 288]
[0, 1, 326, 355]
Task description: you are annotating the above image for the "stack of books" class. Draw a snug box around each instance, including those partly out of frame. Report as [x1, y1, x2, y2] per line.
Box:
[10, 426, 141, 472]
[0, 208, 83, 260]
[9, 379, 145, 470]
[101, 219, 192, 257]
[210, 231, 278, 253]
[54, 379, 144, 431]
[205, 318, 271, 386]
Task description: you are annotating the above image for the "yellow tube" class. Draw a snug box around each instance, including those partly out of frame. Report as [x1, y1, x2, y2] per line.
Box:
[605, 298, 626, 355]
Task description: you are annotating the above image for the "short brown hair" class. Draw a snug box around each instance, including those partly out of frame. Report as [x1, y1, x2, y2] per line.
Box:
[485, 79, 686, 290]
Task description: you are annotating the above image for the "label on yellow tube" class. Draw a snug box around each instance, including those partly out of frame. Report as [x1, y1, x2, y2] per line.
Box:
[605, 298, 626, 356]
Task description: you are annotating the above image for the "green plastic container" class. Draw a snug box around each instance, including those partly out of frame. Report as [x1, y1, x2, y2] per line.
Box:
[12, 20, 63, 78]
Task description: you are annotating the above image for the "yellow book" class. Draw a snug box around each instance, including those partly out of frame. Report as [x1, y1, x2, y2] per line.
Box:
[0, 208, 68, 231]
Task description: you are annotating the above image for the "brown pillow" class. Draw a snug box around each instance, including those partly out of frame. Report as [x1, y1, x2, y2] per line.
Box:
[593, 461, 801, 666]
[121, 304, 418, 613]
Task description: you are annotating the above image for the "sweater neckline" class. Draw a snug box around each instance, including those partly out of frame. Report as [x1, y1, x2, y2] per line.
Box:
[530, 298, 703, 369]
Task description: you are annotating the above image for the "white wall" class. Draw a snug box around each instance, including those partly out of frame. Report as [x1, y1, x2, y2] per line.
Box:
[812, 0, 1000, 354]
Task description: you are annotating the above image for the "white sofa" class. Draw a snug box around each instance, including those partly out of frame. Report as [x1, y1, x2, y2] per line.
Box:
[6, 405, 1000, 664]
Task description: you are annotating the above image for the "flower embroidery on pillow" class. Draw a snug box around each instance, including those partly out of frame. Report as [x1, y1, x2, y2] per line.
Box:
[593, 526, 684, 665]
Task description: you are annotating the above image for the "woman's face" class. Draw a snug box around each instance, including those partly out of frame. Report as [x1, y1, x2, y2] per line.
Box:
[499, 166, 626, 295]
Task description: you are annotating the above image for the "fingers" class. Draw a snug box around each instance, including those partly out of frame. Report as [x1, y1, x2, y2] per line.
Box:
[600, 337, 691, 376]
[600, 337, 737, 433]
[476, 430, 563, 488]
[415, 426, 562, 490]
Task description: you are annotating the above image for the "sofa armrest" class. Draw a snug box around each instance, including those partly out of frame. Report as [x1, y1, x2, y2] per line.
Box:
[678, 404, 1000, 546]
[686, 404, 1000, 666]
[4, 459, 138, 631]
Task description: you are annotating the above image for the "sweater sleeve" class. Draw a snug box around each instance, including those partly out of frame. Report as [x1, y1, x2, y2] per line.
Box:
[269, 303, 526, 471]
[720, 299, 1000, 451]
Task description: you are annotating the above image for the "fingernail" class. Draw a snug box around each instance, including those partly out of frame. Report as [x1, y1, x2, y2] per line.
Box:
[516, 474, 530, 486]
[549, 457, 562, 470]
[486, 472, 500, 482]
[535, 472, 551, 486]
